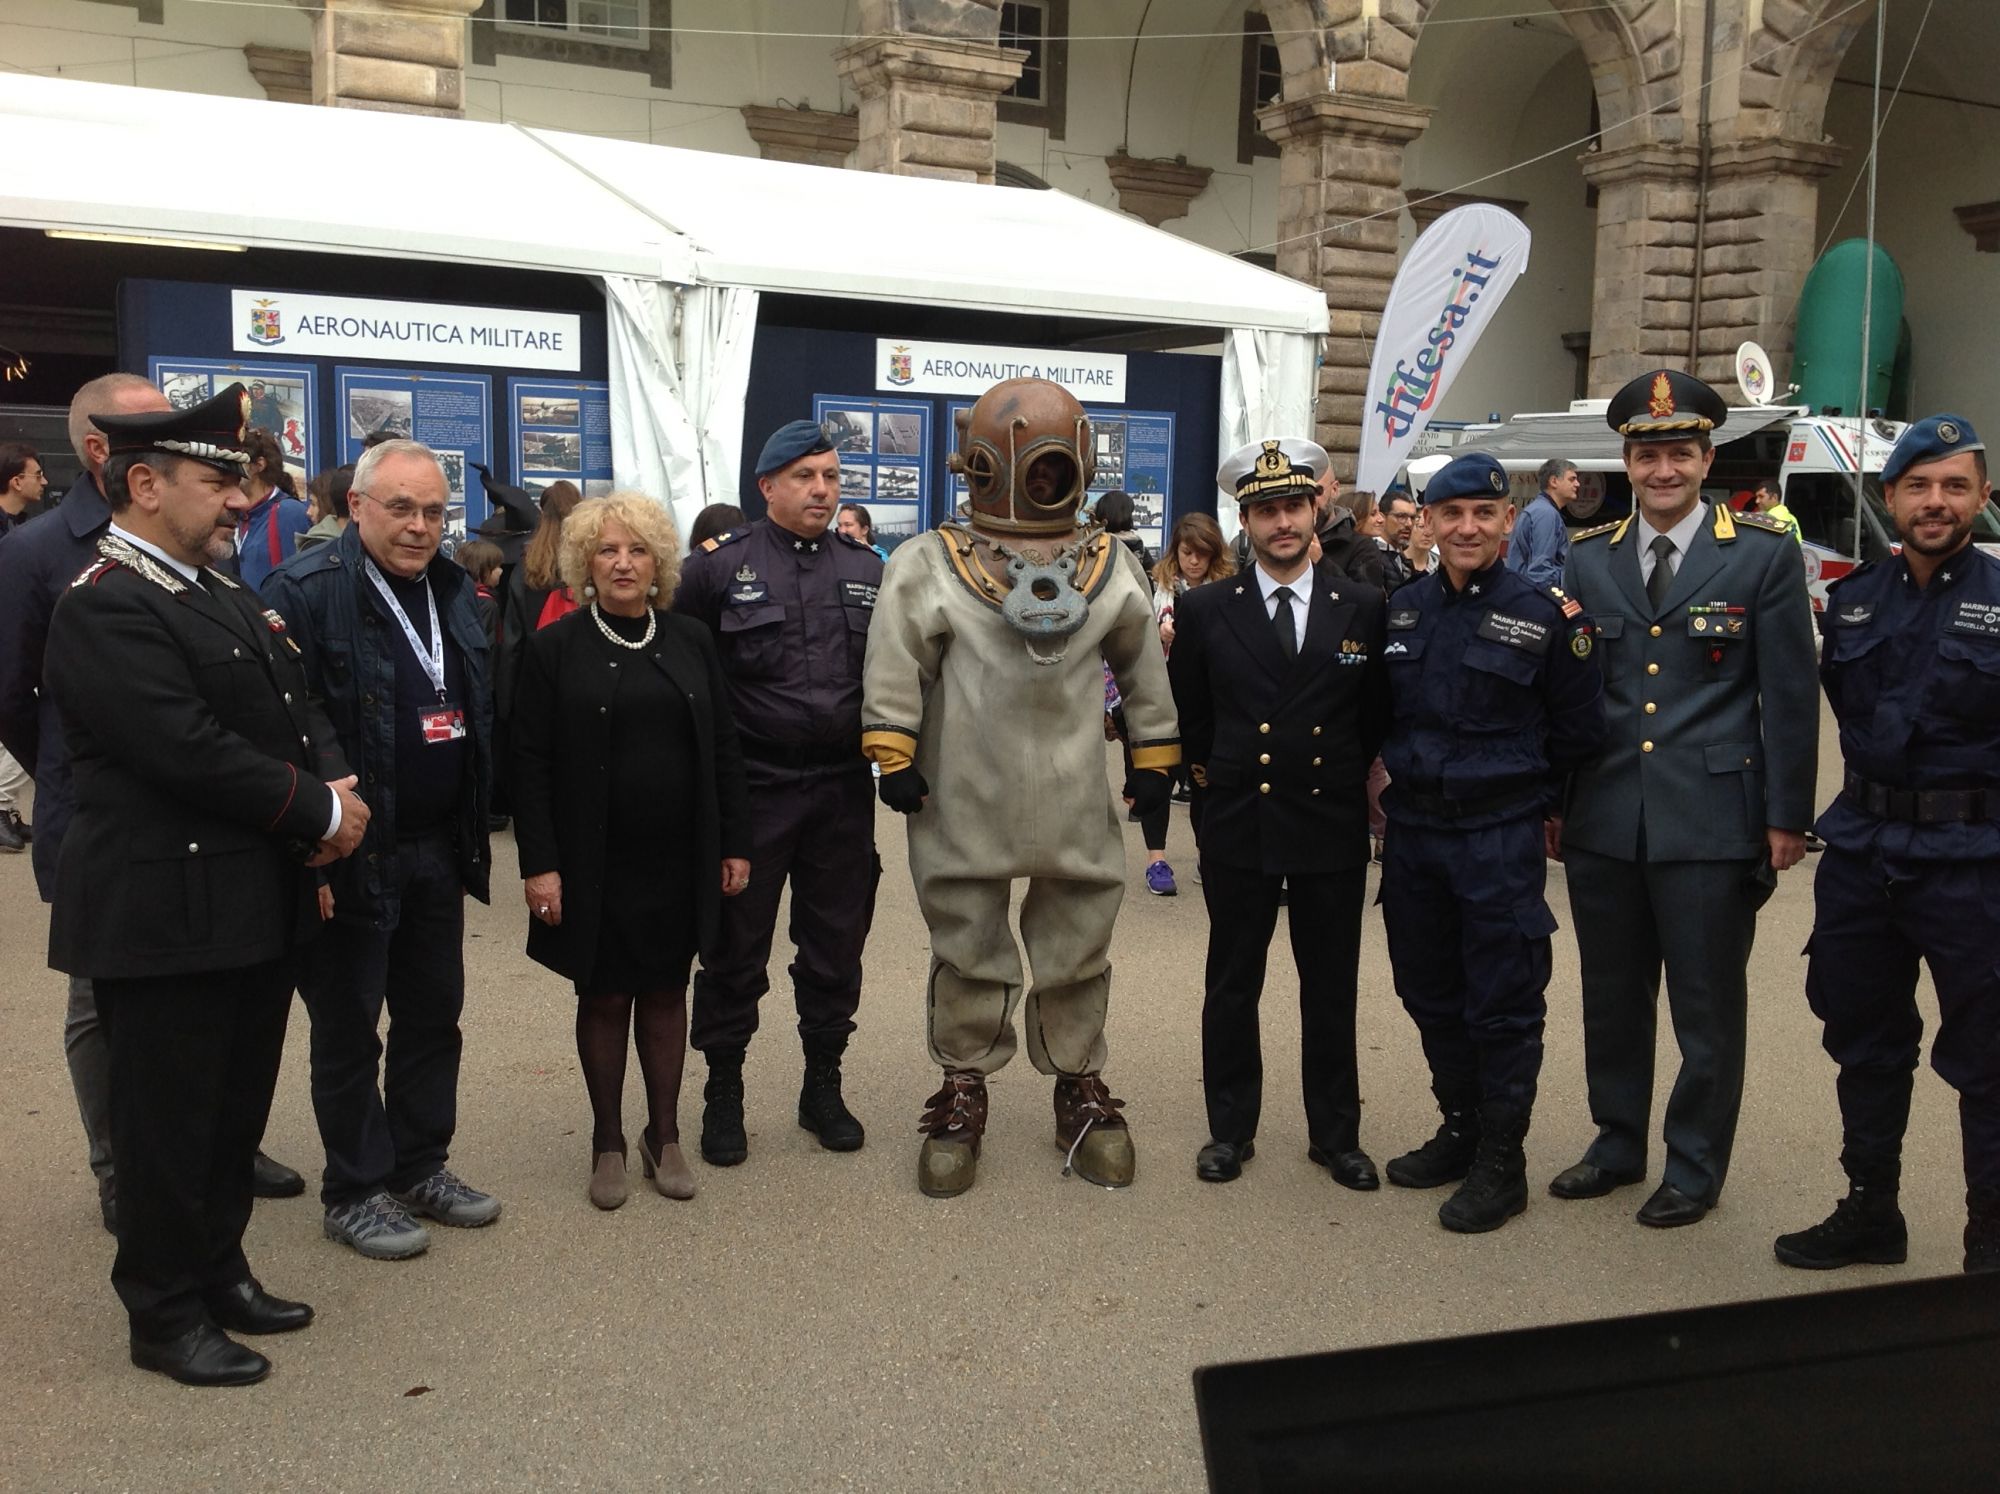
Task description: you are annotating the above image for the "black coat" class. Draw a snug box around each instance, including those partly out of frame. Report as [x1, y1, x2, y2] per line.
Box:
[43, 539, 348, 978]
[1168, 562, 1390, 876]
[510, 607, 750, 983]
[1316, 511, 1388, 592]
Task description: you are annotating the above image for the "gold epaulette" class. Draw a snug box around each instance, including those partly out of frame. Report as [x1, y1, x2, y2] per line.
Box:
[1734, 510, 1790, 534]
[1571, 519, 1623, 542]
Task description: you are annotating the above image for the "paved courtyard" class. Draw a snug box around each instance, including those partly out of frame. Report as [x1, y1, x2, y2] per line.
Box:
[0, 720, 1969, 1491]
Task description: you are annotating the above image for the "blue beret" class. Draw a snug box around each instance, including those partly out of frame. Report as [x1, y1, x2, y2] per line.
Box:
[1421, 452, 1511, 506]
[1883, 414, 1984, 484]
[755, 418, 836, 477]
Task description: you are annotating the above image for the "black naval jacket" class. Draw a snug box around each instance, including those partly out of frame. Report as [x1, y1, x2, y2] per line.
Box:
[1169, 560, 1391, 876]
[673, 518, 884, 768]
[43, 536, 348, 979]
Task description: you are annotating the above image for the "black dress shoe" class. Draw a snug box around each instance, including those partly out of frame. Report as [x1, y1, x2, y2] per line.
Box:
[1548, 1160, 1645, 1200]
[1307, 1145, 1380, 1191]
[1196, 1139, 1254, 1183]
[130, 1323, 271, 1387]
[1636, 1182, 1710, 1228]
[251, 1152, 306, 1199]
[204, 1279, 314, 1335]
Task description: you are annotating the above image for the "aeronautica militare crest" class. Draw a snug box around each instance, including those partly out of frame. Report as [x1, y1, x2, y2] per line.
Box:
[886, 344, 914, 386]
[248, 297, 284, 347]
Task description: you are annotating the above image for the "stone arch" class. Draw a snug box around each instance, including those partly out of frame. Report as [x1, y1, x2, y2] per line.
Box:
[1740, 0, 1880, 143]
[1544, 0, 1685, 145]
[1260, 0, 1441, 106]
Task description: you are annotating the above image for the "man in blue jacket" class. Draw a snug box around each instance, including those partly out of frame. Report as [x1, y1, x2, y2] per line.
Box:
[1505, 457, 1579, 590]
[263, 438, 497, 1262]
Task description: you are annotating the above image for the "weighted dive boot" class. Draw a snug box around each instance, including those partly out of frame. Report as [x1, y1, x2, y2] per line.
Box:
[700, 1048, 749, 1167]
[1773, 1176, 1907, 1270]
[1437, 1106, 1529, 1234]
[1385, 1092, 1481, 1189]
[1966, 1188, 2000, 1275]
[798, 1041, 865, 1152]
[918, 1071, 988, 1198]
[1054, 1073, 1135, 1188]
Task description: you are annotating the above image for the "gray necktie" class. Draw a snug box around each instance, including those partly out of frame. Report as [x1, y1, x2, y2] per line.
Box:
[1646, 534, 1677, 610]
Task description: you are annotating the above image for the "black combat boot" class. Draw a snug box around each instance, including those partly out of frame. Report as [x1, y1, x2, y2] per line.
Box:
[1386, 1091, 1481, 1189]
[1774, 1177, 1907, 1270]
[1437, 1106, 1528, 1234]
[797, 1040, 865, 1152]
[1966, 1189, 2000, 1275]
[700, 1048, 748, 1166]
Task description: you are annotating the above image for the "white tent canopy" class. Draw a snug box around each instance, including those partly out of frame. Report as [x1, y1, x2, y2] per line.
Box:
[0, 75, 1326, 522]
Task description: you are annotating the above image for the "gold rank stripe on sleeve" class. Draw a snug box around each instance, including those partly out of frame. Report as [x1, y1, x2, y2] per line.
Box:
[861, 725, 918, 774]
[1128, 740, 1183, 771]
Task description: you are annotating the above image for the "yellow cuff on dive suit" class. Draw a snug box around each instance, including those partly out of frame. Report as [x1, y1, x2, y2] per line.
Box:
[862, 727, 918, 776]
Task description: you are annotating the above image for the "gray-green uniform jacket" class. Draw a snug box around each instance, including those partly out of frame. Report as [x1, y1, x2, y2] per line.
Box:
[1561, 502, 1818, 862]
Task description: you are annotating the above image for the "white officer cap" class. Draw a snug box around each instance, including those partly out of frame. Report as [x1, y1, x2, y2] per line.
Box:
[1217, 437, 1328, 507]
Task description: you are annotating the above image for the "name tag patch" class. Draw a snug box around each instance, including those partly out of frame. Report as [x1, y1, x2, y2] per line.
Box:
[841, 580, 878, 609]
[1476, 612, 1550, 651]
[1950, 599, 2000, 638]
[1388, 609, 1421, 630]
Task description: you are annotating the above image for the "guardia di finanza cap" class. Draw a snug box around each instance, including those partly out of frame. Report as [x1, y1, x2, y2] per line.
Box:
[92, 382, 253, 474]
[1605, 369, 1729, 442]
[1217, 438, 1324, 506]
[1882, 414, 1985, 484]
[1421, 451, 1511, 506]
[755, 418, 837, 478]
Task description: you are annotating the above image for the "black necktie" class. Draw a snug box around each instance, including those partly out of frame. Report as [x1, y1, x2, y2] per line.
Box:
[1272, 585, 1298, 661]
[1646, 534, 1677, 611]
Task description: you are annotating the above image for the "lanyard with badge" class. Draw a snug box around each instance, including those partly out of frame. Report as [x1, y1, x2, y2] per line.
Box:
[363, 556, 466, 744]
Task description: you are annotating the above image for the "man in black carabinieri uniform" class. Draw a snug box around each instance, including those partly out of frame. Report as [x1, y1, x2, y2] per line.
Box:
[1775, 415, 2000, 1276]
[44, 385, 369, 1386]
[673, 419, 885, 1166]
[1171, 438, 1390, 1190]
[1376, 452, 1606, 1234]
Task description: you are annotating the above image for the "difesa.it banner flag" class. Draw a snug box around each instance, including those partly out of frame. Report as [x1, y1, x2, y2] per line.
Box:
[1354, 204, 1531, 495]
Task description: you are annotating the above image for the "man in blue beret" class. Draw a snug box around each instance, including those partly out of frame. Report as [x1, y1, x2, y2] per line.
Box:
[1547, 369, 1819, 1230]
[1376, 451, 1606, 1232]
[1776, 414, 2000, 1275]
[672, 417, 885, 1166]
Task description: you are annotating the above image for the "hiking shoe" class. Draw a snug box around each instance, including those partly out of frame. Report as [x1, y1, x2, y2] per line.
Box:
[1145, 860, 1177, 896]
[1775, 1192, 1907, 1270]
[324, 1192, 431, 1260]
[393, 1168, 502, 1228]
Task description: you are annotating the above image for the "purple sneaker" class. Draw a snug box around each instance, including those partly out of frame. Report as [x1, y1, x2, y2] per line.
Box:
[1145, 860, 1177, 897]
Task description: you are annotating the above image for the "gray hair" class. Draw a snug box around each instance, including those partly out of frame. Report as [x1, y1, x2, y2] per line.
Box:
[1536, 457, 1578, 489]
[353, 438, 444, 496]
[68, 372, 161, 467]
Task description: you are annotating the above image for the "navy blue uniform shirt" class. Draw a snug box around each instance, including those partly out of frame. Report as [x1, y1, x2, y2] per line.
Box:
[1381, 560, 1607, 827]
[1817, 547, 2000, 861]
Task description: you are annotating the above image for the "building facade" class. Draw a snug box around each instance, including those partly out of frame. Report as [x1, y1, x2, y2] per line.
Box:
[3, 0, 1994, 476]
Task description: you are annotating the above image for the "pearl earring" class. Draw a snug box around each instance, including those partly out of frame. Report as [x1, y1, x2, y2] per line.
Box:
[582, 583, 596, 599]
[647, 582, 660, 597]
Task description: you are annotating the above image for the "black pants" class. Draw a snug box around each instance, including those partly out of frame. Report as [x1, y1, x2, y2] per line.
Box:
[691, 764, 877, 1055]
[96, 959, 292, 1340]
[1199, 859, 1367, 1149]
[298, 830, 466, 1208]
[1807, 843, 2000, 1194]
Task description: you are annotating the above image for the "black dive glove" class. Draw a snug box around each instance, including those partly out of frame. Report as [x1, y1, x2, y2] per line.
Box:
[1124, 768, 1171, 818]
[878, 766, 929, 815]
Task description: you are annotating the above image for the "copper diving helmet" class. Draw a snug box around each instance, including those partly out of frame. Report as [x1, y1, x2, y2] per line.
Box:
[947, 377, 1095, 538]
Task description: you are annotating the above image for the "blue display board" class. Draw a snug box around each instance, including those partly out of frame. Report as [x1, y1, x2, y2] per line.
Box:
[946, 401, 1176, 554]
[810, 394, 931, 548]
[148, 356, 320, 487]
[336, 366, 493, 545]
[508, 377, 613, 493]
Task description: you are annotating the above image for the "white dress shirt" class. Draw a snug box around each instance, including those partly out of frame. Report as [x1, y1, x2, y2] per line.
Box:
[1636, 501, 1710, 587]
[1254, 562, 1312, 645]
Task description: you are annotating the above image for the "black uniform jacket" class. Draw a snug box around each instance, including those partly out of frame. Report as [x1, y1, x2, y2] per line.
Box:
[510, 608, 751, 979]
[1169, 562, 1391, 876]
[43, 540, 347, 979]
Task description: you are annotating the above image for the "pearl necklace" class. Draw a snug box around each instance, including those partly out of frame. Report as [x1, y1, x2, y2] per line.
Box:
[590, 601, 656, 650]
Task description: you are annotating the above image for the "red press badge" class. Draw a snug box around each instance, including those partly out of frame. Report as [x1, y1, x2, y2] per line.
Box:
[419, 705, 467, 744]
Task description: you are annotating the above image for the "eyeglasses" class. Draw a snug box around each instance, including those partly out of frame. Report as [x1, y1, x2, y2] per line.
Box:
[362, 492, 448, 526]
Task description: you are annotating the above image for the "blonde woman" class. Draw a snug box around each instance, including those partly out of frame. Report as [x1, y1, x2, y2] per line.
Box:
[511, 495, 750, 1209]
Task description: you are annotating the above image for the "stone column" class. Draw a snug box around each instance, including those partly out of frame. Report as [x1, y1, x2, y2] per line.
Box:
[1257, 91, 1431, 480]
[1578, 141, 1701, 396]
[1694, 135, 1843, 386]
[833, 0, 1023, 184]
[313, 0, 481, 116]
[739, 106, 860, 170]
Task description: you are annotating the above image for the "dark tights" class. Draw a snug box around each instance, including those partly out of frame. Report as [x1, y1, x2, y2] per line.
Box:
[575, 989, 688, 1156]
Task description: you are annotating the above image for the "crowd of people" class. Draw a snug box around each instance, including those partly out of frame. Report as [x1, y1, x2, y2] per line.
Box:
[0, 361, 1995, 1392]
